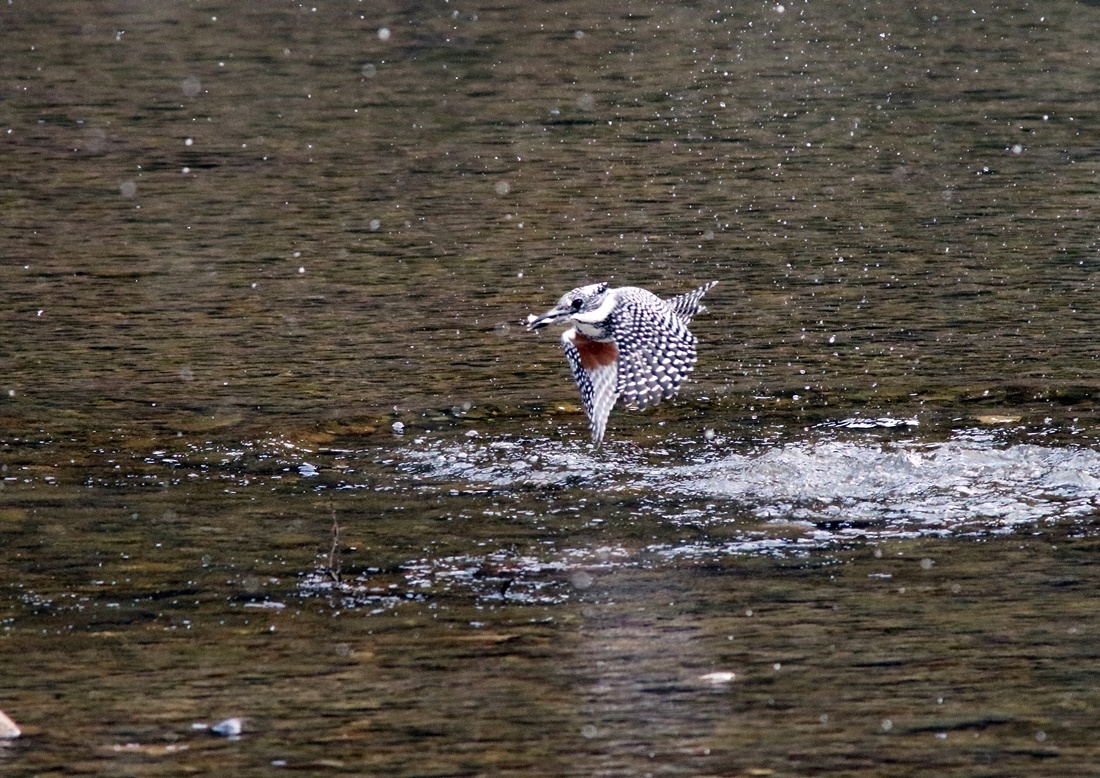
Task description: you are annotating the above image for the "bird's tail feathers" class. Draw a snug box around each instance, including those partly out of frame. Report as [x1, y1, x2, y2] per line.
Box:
[666, 281, 718, 323]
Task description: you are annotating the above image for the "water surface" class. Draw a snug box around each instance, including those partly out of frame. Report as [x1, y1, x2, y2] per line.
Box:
[2, 0, 1100, 775]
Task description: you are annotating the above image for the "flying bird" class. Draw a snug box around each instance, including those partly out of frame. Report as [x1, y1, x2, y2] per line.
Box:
[526, 281, 716, 445]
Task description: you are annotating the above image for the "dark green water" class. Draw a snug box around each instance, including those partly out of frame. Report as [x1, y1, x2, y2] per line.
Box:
[3, 0, 1100, 774]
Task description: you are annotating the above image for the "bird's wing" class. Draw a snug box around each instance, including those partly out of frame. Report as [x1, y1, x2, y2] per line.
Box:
[665, 281, 717, 324]
[562, 329, 618, 445]
[611, 293, 698, 411]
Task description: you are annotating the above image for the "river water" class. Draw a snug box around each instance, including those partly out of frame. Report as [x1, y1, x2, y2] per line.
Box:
[2, 0, 1100, 775]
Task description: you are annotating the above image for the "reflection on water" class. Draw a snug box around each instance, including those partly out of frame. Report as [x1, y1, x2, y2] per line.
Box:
[4, 0, 1100, 774]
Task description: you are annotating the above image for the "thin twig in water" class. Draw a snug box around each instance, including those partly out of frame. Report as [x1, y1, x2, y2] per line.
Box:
[325, 499, 343, 584]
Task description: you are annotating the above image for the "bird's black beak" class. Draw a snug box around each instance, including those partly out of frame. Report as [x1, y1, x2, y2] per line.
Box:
[525, 307, 568, 331]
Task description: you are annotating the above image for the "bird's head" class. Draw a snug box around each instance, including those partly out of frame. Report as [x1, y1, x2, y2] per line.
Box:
[526, 283, 610, 331]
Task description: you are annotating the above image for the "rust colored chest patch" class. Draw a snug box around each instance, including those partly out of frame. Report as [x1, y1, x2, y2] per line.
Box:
[573, 331, 618, 371]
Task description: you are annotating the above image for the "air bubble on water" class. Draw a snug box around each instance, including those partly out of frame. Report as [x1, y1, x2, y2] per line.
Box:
[369, 219, 381, 230]
[181, 75, 202, 97]
[378, 27, 391, 41]
[494, 181, 510, 195]
[119, 181, 136, 198]
[361, 63, 377, 78]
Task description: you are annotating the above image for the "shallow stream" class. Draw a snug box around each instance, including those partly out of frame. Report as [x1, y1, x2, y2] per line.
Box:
[3, 0, 1100, 774]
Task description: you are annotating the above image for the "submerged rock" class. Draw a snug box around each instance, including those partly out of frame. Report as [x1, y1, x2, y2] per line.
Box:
[0, 710, 20, 739]
[210, 717, 243, 738]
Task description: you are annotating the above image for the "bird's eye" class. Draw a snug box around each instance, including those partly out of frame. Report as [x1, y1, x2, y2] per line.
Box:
[571, 298, 583, 310]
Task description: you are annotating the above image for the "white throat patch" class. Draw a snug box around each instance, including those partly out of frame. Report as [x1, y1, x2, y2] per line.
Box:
[572, 290, 618, 333]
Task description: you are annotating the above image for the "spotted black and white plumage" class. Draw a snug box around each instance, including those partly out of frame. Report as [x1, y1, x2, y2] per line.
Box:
[526, 281, 717, 445]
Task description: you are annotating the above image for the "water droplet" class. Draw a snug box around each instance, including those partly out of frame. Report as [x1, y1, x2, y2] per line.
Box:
[181, 75, 202, 97]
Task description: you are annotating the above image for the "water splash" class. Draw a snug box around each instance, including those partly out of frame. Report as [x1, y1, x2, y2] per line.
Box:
[399, 432, 1100, 531]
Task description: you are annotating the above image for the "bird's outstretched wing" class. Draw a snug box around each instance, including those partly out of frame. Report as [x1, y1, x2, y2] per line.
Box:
[611, 290, 698, 411]
[562, 329, 619, 445]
